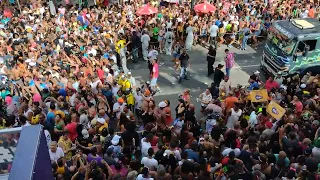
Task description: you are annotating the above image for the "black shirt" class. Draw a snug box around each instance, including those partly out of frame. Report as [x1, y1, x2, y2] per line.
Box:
[131, 35, 140, 48]
[214, 68, 225, 86]
[179, 53, 189, 68]
[121, 130, 140, 147]
[229, 172, 253, 180]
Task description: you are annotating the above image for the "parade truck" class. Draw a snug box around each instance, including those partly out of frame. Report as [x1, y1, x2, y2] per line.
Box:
[260, 18, 320, 77]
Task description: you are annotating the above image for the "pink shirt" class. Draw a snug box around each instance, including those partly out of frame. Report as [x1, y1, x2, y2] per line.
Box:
[153, 63, 159, 78]
[225, 53, 234, 68]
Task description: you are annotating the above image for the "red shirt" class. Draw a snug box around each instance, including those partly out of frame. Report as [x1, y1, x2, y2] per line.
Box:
[65, 122, 78, 141]
[265, 80, 279, 92]
[295, 101, 303, 114]
[97, 69, 104, 80]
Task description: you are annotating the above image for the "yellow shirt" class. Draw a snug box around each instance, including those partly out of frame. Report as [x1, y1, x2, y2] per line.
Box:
[118, 79, 131, 92]
[126, 93, 134, 105]
[116, 40, 126, 54]
[58, 137, 72, 160]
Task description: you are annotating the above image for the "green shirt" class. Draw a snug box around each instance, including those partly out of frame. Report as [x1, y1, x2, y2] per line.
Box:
[0, 90, 10, 99]
[153, 27, 159, 38]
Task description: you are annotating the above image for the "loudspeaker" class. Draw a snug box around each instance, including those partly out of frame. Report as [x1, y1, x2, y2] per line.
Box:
[9, 125, 54, 180]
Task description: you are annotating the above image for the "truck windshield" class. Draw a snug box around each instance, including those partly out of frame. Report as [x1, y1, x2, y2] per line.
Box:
[267, 28, 296, 55]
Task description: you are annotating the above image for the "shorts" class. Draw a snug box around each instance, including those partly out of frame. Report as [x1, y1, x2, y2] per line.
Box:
[173, 53, 180, 59]
[158, 36, 163, 42]
[254, 30, 261, 36]
[151, 78, 158, 86]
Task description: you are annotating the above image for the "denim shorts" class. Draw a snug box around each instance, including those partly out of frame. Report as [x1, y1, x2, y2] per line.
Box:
[151, 78, 158, 86]
[173, 53, 180, 59]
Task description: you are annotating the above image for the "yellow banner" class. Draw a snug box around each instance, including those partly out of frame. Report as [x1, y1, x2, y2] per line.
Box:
[267, 101, 286, 120]
[250, 89, 268, 102]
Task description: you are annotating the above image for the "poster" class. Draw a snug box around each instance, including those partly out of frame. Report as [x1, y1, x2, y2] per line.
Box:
[267, 101, 286, 120]
[250, 89, 268, 102]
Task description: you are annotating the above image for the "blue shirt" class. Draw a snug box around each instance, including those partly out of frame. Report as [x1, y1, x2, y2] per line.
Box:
[46, 111, 56, 130]
[249, 82, 259, 90]
[185, 149, 199, 163]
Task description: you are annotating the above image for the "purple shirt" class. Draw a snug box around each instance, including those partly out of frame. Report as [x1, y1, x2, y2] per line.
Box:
[87, 154, 103, 166]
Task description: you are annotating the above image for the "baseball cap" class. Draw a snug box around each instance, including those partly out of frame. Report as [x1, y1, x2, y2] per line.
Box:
[96, 118, 105, 124]
[159, 101, 166, 108]
[111, 135, 121, 145]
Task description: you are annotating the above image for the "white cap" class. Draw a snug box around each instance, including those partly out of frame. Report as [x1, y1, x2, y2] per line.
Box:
[81, 129, 89, 139]
[97, 118, 105, 124]
[128, 72, 132, 75]
[159, 101, 167, 108]
[111, 135, 121, 145]
[300, 84, 306, 89]
[253, 70, 260, 75]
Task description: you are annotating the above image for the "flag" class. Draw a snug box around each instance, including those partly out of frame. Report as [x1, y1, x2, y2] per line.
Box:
[267, 101, 286, 120]
[250, 89, 268, 102]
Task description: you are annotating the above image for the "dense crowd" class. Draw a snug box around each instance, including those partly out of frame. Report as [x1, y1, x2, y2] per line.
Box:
[0, 0, 319, 179]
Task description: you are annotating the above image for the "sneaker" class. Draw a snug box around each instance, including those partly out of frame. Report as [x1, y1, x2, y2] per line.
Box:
[185, 77, 189, 80]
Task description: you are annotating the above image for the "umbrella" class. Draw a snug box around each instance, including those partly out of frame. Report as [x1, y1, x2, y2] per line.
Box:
[136, 5, 158, 16]
[194, 1, 216, 14]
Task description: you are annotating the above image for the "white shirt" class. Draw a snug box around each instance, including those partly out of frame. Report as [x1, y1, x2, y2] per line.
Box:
[134, 92, 143, 110]
[222, 148, 241, 157]
[128, 76, 136, 89]
[49, 147, 64, 162]
[209, 24, 219, 37]
[200, 92, 212, 107]
[219, 80, 232, 94]
[166, 21, 173, 29]
[248, 111, 258, 127]
[164, 31, 174, 42]
[141, 138, 152, 157]
[164, 149, 181, 160]
[113, 102, 126, 118]
[0, 65, 7, 75]
[90, 79, 101, 94]
[44, 130, 52, 148]
[88, 48, 97, 56]
[136, 174, 154, 180]
[141, 157, 158, 170]
[226, 108, 242, 129]
[223, 21, 228, 29]
[141, 34, 150, 47]
[112, 85, 120, 96]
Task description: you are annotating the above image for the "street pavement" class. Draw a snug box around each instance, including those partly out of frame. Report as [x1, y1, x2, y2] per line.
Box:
[127, 43, 265, 118]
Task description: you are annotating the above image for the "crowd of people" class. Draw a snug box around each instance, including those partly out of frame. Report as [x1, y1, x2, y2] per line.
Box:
[0, 0, 319, 179]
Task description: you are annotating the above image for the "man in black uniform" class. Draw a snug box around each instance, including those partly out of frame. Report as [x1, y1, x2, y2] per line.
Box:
[178, 49, 190, 84]
[213, 64, 225, 87]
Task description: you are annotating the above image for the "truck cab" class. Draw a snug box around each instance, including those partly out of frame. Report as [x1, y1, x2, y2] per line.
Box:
[260, 18, 320, 76]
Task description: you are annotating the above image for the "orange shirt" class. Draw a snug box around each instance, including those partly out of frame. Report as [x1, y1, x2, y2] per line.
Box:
[225, 96, 238, 111]
[308, 8, 315, 18]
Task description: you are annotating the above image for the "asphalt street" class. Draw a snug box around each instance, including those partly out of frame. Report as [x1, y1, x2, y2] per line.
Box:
[127, 43, 265, 118]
